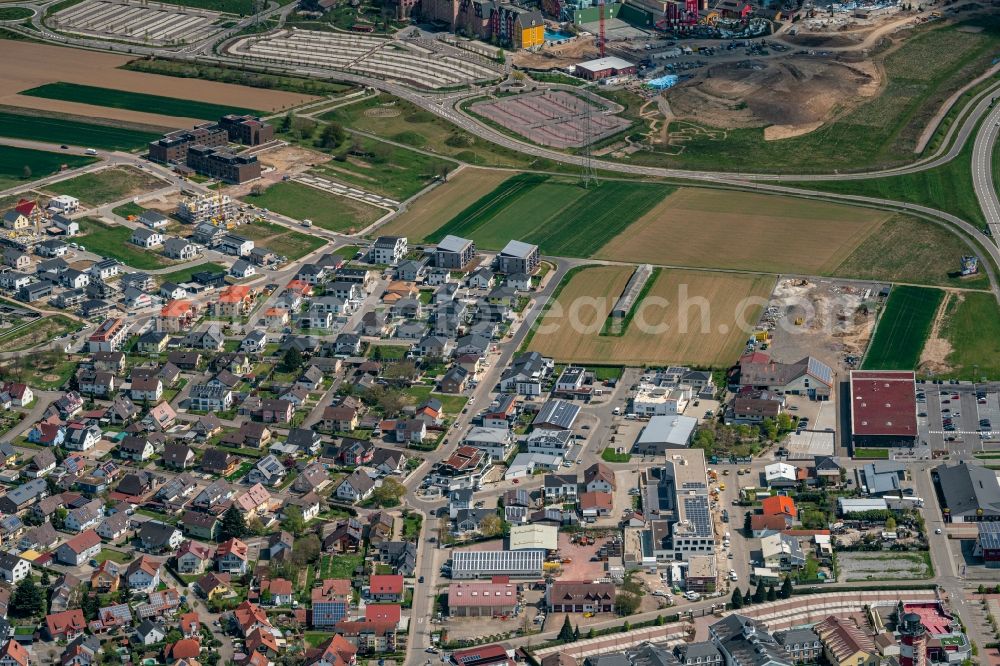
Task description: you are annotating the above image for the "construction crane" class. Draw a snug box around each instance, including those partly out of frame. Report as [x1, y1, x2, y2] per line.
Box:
[598, 0, 606, 57]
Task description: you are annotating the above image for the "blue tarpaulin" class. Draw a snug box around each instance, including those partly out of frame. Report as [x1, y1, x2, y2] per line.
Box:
[646, 74, 679, 89]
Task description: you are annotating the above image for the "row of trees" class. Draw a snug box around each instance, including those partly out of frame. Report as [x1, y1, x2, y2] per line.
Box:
[730, 577, 793, 609]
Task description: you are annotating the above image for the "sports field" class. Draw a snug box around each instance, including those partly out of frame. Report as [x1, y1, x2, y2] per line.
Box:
[0, 145, 94, 189]
[428, 174, 670, 257]
[21, 82, 258, 120]
[597, 188, 890, 274]
[862, 285, 943, 370]
[0, 110, 160, 150]
[528, 265, 774, 366]
[376, 168, 510, 239]
[45, 166, 165, 207]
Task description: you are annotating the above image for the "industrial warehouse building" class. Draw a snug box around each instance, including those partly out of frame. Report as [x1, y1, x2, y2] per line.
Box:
[572, 56, 637, 80]
[451, 550, 544, 579]
[849, 370, 918, 448]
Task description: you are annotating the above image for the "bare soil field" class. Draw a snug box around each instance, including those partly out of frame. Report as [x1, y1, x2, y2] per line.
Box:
[376, 167, 511, 240]
[666, 58, 880, 133]
[529, 265, 774, 367]
[597, 187, 890, 274]
[258, 144, 329, 174]
[0, 41, 315, 126]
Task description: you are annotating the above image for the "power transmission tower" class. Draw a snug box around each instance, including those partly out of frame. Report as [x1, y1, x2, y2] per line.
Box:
[581, 98, 597, 188]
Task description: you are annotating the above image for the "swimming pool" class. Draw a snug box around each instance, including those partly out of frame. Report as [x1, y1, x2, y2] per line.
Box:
[544, 28, 574, 42]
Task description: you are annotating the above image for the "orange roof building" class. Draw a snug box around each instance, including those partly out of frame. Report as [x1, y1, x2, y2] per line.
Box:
[761, 495, 796, 518]
[215, 285, 255, 317]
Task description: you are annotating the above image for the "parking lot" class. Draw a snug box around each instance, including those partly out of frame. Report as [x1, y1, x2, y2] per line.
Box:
[915, 381, 1000, 459]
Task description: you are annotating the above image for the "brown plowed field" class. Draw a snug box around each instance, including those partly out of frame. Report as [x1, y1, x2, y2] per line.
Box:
[597, 187, 890, 274]
[376, 167, 511, 240]
[0, 40, 315, 126]
[528, 265, 774, 367]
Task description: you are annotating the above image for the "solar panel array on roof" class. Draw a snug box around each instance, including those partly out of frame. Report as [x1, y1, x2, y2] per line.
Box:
[980, 522, 1000, 550]
[683, 496, 712, 537]
[807, 357, 833, 385]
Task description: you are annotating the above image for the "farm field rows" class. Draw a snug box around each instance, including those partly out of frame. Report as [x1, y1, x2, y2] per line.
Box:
[0, 41, 313, 127]
[597, 187, 890, 274]
[44, 166, 165, 207]
[528, 265, 774, 366]
[428, 174, 670, 256]
[375, 168, 510, 239]
[0, 109, 160, 150]
[862, 285, 943, 370]
[21, 82, 258, 120]
[247, 181, 384, 233]
[0, 145, 94, 190]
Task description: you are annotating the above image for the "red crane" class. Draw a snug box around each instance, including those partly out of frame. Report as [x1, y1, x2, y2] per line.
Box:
[598, 0, 606, 57]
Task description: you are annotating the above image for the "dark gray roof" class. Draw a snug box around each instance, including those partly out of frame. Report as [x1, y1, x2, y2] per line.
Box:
[935, 461, 1000, 517]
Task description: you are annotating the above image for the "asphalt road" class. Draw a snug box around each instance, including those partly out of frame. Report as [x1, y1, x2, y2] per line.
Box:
[972, 101, 1000, 239]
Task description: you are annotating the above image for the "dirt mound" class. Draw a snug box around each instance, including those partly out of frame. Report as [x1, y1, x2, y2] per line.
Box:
[666, 57, 879, 131]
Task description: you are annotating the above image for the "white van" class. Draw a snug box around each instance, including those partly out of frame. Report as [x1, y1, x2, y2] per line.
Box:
[612, 407, 621, 415]
[302, 219, 313, 227]
[85, 148, 97, 155]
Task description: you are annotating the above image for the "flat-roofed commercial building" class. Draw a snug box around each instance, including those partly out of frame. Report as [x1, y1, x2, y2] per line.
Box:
[451, 550, 543, 579]
[850, 370, 917, 448]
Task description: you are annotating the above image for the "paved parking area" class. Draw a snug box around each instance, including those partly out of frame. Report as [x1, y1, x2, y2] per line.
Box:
[915, 382, 1000, 459]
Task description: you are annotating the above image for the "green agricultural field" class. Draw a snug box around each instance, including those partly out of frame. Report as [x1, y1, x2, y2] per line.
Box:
[21, 82, 258, 120]
[310, 139, 454, 200]
[427, 173, 669, 256]
[828, 214, 990, 289]
[47, 166, 165, 207]
[942, 291, 1000, 379]
[0, 110, 160, 150]
[0, 145, 93, 189]
[625, 17, 1000, 173]
[123, 59, 354, 97]
[77, 218, 171, 269]
[863, 285, 943, 370]
[0, 7, 32, 19]
[247, 181, 384, 233]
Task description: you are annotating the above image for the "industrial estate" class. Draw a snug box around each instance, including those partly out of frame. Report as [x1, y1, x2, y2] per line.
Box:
[0, 0, 995, 665]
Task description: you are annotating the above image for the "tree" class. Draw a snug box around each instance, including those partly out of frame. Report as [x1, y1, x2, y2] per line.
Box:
[766, 585, 776, 602]
[980, 584, 987, 595]
[82, 592, 99, 620]
[318, 122, 346, 149]
[479, 514, 503, 537]
[21, 165, 31, 180]
[280, 111, 294, 132]
[558, 615, 575, 641]
[743, 589, 752, 605]
[164, 629, 183, 645]
[587, 628, 595, 639]
[780, 576, 793, 600]
[11, 577, 43, 618]
[282, 505, 307, 537]
[279, 347, 303, 372]
[885, 516, 897, 531]
[623, 620, 631, 632]
[250, 183, 265, 196]
[655, 615, 664, 626]
[573, 625, 580, 640]
[219, 506, 249, 542]
[731, 588, 743, 609]
[753, 582, 765, 604]
[616, 592, 640, 616]
[371, 478, 406, 507]
[52, 507, 68, 530]
[41, 570, 51, 587]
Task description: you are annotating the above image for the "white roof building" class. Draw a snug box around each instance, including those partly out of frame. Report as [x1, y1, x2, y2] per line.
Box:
[764, 462, 798, 487]
[508, 524, 558, 551]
